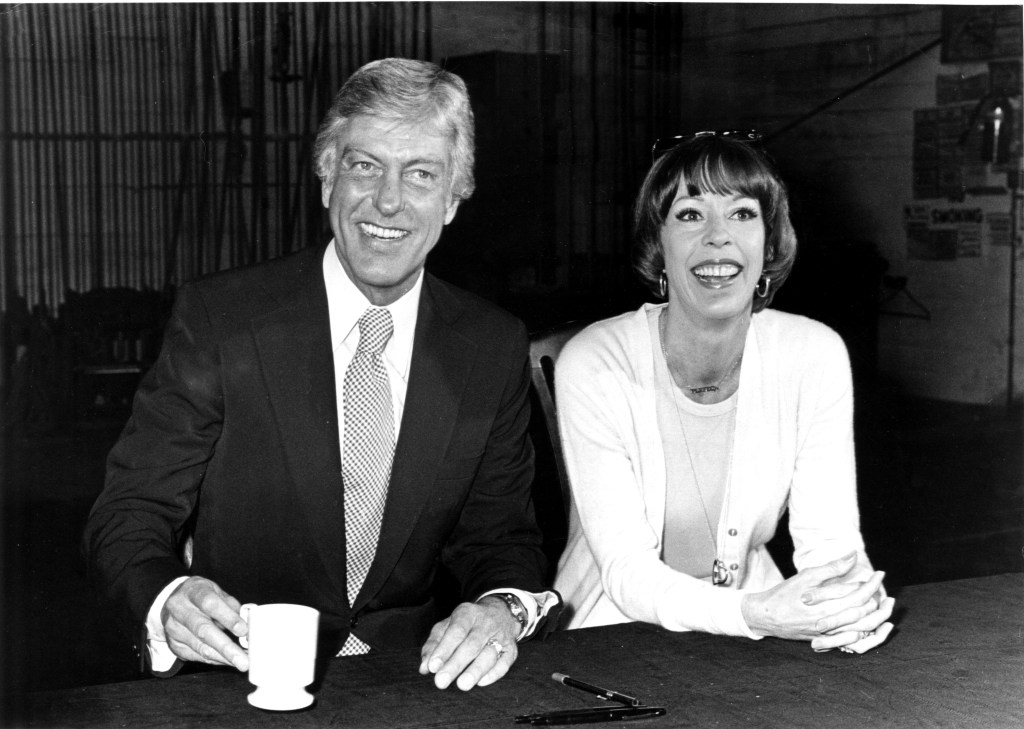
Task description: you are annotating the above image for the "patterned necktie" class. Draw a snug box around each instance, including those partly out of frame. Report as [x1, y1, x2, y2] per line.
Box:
[340, 307, 395, 656]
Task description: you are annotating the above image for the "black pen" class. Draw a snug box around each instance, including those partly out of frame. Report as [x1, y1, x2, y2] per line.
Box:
[514, 706, 666, 725]
[552, 672, 641, 707]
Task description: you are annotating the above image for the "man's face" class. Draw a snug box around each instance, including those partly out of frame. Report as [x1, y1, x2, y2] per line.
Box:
[321, 114, 461, 305]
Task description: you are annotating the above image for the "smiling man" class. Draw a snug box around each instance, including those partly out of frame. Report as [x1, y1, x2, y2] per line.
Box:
[84, 58, 559, 692]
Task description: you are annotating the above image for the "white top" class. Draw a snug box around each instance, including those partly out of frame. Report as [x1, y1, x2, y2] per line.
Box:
[652, 306, 737, 579]
[553, 303, 870, 637]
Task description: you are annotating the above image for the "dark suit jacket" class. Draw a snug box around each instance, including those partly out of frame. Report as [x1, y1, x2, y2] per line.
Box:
[83, 244, 548, 664]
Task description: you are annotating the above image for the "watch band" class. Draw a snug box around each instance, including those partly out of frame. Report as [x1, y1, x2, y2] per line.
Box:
[493, 592, 528, 633]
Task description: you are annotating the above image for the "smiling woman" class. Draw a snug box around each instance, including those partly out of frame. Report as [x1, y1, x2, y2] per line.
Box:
[552, 132, 896, 655]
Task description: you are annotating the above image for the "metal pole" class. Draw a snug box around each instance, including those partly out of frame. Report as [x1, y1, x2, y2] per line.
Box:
[1008, 170, 1022, 409]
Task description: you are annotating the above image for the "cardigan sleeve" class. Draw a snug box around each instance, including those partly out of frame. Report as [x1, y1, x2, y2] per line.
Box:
[556, 326, 758, 637]
[785, 325, 870, 573]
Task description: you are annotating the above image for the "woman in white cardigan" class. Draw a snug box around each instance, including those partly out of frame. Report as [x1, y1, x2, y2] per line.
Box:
[553, 131, 894, 654]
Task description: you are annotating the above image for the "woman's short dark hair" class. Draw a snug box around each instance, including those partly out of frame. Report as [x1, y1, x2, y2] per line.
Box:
[632, 134, 797, 312]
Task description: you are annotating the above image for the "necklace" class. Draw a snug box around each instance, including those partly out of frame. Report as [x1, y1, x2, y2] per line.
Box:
[664, 366, 735, 587]
[659, 308, 742, 395]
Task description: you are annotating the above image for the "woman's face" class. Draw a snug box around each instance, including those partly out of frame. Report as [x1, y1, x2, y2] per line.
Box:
[660, 182, 765, 323]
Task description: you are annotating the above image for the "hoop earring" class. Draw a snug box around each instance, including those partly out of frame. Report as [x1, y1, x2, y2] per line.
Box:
[755, 275, 771, 298]
[659, 271, 669, 300]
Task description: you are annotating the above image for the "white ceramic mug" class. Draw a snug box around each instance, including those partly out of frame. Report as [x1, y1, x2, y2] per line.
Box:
[239, 602, 320, 711]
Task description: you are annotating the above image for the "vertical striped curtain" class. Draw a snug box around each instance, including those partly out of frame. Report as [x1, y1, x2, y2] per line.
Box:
[540, 2, 684, 294]
[0, 2, 430, 314]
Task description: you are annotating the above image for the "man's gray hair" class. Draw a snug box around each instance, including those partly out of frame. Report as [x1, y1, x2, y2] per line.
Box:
[313, 58, 476, 201]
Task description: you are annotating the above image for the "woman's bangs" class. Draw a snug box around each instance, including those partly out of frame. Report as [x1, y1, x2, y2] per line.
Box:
[681, 150, 773, 201]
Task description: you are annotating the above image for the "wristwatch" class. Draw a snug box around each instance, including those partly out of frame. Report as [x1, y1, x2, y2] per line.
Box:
[492, 593, 528, 634]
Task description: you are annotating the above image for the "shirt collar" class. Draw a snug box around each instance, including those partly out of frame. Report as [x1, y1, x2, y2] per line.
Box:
[322, 241, 421, 377]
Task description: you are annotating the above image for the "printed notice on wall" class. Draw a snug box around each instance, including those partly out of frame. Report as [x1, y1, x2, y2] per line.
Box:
[988, 213, 1011, 246]
[905, 202, 985, 259]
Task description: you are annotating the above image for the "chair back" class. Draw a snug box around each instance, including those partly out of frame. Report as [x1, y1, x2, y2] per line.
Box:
[528, 321, 585, 520]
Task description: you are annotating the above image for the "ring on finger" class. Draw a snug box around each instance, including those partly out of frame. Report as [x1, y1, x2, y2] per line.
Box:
[486, 638, 505, 658]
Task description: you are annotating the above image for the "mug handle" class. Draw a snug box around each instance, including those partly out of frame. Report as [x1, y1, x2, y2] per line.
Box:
[239, 603, 256, 649]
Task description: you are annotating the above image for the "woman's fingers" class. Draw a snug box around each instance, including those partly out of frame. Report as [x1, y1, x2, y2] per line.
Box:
[811, 572, 886, 632]
[802, 565, 884, 606]
[811, 620, 895, 653]
[839, 621, 895, 654]
[824, 596, 896, 636]
[801, 579, 863, 605]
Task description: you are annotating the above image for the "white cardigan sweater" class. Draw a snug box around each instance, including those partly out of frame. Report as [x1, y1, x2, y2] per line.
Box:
[553, 304, 870, 635]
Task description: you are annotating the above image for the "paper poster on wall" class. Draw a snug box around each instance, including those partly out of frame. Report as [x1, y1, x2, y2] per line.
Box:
[904, 202, 985, 259]
[988, 213, 1011, 246]
[912, 107, 969, 199]
[957, 225, 983, 257]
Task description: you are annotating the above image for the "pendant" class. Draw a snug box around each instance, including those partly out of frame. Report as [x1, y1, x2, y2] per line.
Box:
[712, 559, 732, 586]
[689, 385, 719, 394]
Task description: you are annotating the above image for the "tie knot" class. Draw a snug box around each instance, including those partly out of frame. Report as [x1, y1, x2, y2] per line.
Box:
[356, 308, 393, 354]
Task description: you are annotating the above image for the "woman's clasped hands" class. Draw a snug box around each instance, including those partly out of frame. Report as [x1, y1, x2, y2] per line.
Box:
[740, 552, 895, 654]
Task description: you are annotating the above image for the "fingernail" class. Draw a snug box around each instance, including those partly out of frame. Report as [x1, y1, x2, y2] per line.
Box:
[435, 672, 451, 689]
[428, 657, 443, 673]
[801, 593, 812, 605]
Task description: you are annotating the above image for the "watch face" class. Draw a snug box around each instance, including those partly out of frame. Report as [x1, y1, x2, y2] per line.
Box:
[500, 594, 526, 624]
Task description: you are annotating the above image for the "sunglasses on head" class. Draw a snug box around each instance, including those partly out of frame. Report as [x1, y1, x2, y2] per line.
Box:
[651, 129, 763, 161]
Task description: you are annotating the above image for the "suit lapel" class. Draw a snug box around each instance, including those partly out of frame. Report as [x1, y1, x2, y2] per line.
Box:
[252, 249, 346, 606]
[353, 275, 475, 610]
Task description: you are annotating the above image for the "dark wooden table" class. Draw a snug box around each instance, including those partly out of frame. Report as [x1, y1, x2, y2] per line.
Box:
[22, 573, 1024, 728]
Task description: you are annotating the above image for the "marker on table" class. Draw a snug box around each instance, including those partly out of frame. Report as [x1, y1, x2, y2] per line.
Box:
[551, 672, 641, 707]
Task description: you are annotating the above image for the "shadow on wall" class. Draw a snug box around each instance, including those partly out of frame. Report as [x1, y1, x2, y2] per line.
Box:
[771, 237, 889, 388]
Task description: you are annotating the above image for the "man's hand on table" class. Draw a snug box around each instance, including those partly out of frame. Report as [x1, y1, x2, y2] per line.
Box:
[161, 576, 250, 672]
[418, 597, 521, 691]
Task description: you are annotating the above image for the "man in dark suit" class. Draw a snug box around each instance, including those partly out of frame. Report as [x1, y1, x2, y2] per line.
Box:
[83, 58, 558, 693]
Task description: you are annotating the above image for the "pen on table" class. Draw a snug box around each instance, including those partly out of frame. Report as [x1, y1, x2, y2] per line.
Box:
[551, 672, 641, 707]
[514, 705, 667, 725]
